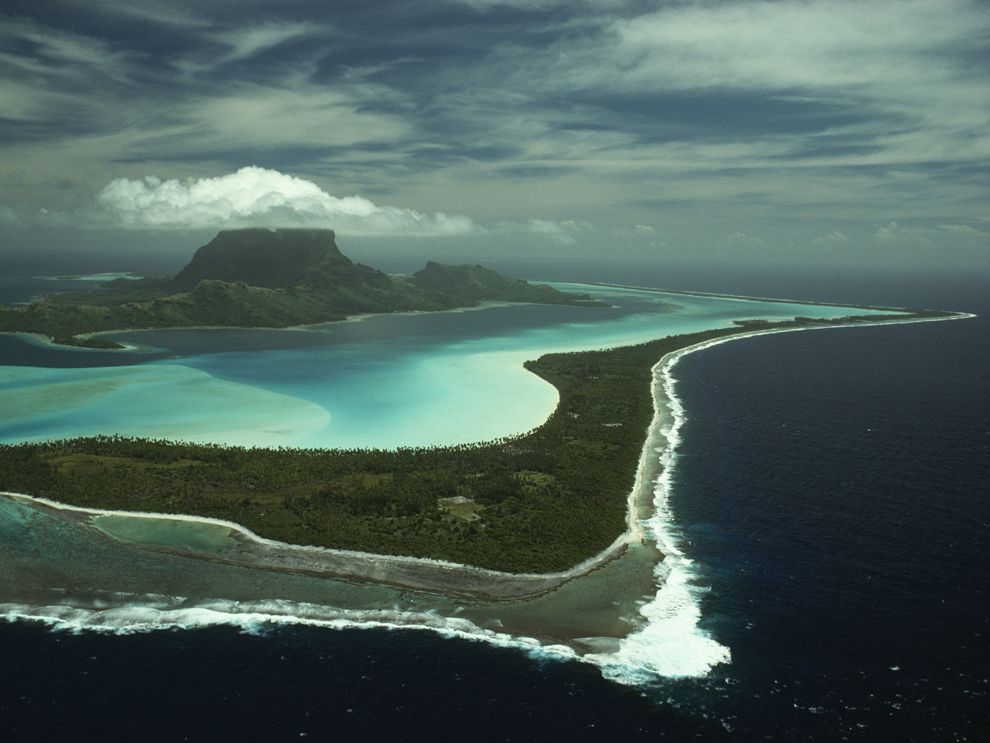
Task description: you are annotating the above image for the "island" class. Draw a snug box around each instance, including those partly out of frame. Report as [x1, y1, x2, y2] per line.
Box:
[0, 229, 969, 600]
[0, 311, 964, 597]
[0, 228, 598, 348]
[0, 240, 976, 700]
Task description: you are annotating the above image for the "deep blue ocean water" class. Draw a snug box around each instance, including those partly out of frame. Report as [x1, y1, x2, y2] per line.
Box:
[1, 264, 987, 740]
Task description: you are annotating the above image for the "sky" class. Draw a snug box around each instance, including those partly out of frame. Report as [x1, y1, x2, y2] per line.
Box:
[1, 0, 988, 272]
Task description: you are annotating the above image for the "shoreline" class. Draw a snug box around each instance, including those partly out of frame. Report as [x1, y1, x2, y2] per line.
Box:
[2, 308, 972, 602]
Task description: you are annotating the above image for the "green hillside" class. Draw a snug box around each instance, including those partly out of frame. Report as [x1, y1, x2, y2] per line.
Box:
[0, 229, 598, 347]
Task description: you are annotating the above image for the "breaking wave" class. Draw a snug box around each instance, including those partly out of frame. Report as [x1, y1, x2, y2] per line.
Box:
[0, 595, 580, 664]
[588, 344, 733, 684]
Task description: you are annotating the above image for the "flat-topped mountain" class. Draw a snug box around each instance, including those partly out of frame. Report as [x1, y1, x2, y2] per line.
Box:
[170, 229, 356, 290]
[0, 228, 598, 347]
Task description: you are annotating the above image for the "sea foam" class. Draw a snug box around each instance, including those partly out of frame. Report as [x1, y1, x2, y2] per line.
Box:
[586, 346, 732, 684]
[0, 596, 579, 664]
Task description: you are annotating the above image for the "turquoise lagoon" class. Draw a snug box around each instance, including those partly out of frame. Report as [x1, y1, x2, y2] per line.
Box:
[0, 284, 890, 448]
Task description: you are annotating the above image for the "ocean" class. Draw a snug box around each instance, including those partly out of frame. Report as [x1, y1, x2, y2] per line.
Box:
[1, 263, 987, 740]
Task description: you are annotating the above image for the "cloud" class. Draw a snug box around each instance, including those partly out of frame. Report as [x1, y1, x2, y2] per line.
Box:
[613, 222, 660, 238]
[938, 224, 989, 238]
[872, 221, 934, 246]
[0, 205, 22, 225]
[520, 219, 589, 245]
[605, 1, 978, 92]
[865, 220, 990, 256]
[191, 86, 407, 150]
[725, 231, 765, 249]
[936, 224, 990, 252]
[87, 0, 211, 28]
[873, 222, 903, 242]
[485, 218, 592, 244]
[610, 223, 667, 249]
[0, 17, 135, 84]
[1, 0, 987, 259]
[810, 230, 850, 247]
[452, 0, 602, 9]
[96, 166, 477, 236]
[533, 0, 990, 170]
[213, 23, 319, 64]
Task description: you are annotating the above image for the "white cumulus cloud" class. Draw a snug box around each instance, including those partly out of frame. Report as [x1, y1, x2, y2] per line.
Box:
[96, 166, 477, 237]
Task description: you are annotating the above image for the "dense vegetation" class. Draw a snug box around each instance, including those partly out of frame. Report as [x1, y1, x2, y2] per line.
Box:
[0, 312, 936, 572]
[0, 229, 597, 347]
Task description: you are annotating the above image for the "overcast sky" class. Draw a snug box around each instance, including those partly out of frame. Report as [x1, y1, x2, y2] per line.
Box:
[1, 0, 988, 269]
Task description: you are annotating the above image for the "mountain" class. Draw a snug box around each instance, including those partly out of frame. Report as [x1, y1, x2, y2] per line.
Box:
[169, 229, 356, 290]
[0, 229, 598, 347]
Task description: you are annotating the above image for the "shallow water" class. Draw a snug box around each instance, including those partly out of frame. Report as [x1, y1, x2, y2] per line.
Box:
[0, 495, 649, 655]
[0, 283, 881, 448]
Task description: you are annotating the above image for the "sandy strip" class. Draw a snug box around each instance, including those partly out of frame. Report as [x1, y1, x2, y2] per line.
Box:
[1, 310, 973, 600]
